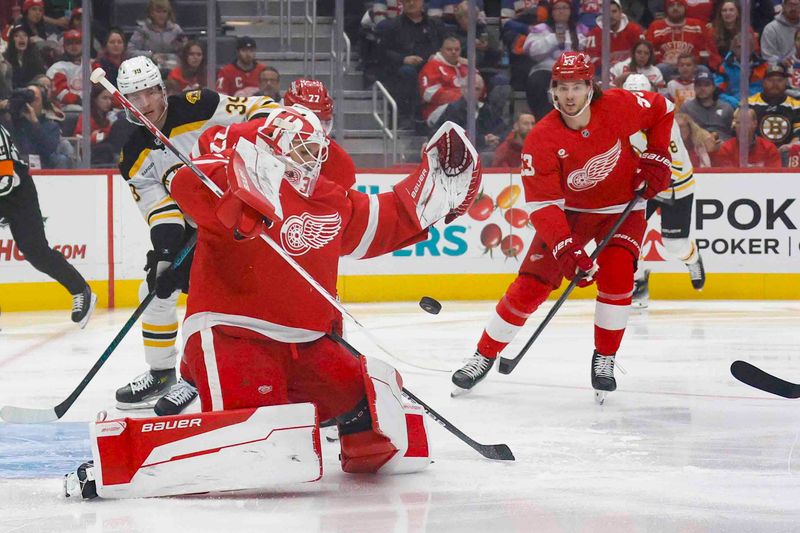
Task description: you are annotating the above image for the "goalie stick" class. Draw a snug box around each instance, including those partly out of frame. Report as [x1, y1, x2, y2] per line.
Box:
[88, 67, 447, 375]
[329, 331, 515, 461]
[0, 235, 197, 423]
[730, 360, 800, 399]
[498, 195, 641, 375]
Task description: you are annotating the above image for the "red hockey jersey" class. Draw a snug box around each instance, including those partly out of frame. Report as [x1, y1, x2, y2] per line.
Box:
[418, 53, 468, 124]
[194, 119, 357, 190]
[645, 18, 720, 70]
[216, 62, 266, 96]
[585, 16, 644, 65]
[169, 153, 428, 341]
[521, 89, 673, 244]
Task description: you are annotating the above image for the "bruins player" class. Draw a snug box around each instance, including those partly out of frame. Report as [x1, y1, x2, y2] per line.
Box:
[116, 56, 278, 413]
[623, 74, 705, 308]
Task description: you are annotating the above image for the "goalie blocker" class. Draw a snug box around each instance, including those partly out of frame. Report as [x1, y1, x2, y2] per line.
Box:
[65, 358, 430, 499]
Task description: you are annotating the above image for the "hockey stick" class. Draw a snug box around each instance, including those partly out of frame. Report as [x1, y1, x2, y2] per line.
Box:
[730, 360, 800, 399]
[0, 235, 197, 423]
[88, 68, 439, 374]
[329, 331, 515, 461]
[498, 195, 641, 375]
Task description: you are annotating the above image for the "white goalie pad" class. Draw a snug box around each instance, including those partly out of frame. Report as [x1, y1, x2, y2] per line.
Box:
[357, 356, 431, 475]
[395, 121, 481, 227]
[91, 403, 321, 499]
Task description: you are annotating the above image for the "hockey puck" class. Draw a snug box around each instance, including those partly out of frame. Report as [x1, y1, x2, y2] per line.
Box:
[419, 296, 442, 315]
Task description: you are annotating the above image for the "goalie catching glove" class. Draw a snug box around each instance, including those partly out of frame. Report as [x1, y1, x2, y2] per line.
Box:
[634, 149, 671, 200]
[394, 121, 482, 227]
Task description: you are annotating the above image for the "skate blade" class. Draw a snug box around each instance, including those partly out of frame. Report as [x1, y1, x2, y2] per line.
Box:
[116, 399, 158, 410]
[631, 300, 648, 310]
[79, 293, 98, 329]
[451, 385, 472, 398]
[594, 390, 608, 405]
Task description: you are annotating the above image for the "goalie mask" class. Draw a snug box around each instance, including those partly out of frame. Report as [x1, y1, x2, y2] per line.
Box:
[255, 107, 330, 197]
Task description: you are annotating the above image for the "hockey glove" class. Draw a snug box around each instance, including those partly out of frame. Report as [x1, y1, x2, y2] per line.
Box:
[145, 249, 180, 299]
[552, 235, 597, 288]
[634, 149, 672, 200]
[215, 187, 270, 241]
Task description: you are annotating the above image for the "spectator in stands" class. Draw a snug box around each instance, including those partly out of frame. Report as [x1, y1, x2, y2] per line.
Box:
[585, 0, 644, 66]
[761, 0, 800, 64]
[500, 0, 545, 91]
[521, 0, 587, 120]
[256, 66, 281, 101]
[676, 112, 713, 167]
[18, 0, 49, 47]
[685, 0, 715, 24]
[492, 112, 535, 167]
[42, 0, 70, 29]
[62, 8, 101, 58]
[9, 84, 70, 168]
[428, 0, 486, 25]
[377, 0, 446, 120]
[74, 85, 117, 166]
[709, 1, 761, 58]
[168, 40, 206, 92]
[93, 28, 128, 88]
[419, 36, 470, 129]
[785, 29, 800, 97]
[3, 25, 45, 89]
[715, 32, 767, 108]
[610, 39, 665, 89]
[0, 56, 11, 99]
[129, 0, 186, 71]
[359, 0, 400, 86]
[749, 64, 800, 155]
[683, 70, 735, 142]
[646, 0, 721, 77]
[452, 1, 503, 79]
[713, 107, 783, 167]
[46, 29, 82, 109]
[666, 53, 699, 108]
[216, 36, 266, 97]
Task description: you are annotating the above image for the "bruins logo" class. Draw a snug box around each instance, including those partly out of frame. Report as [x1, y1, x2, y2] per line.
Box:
[185, 90, 201, 104]
[759, 114, 790, 142]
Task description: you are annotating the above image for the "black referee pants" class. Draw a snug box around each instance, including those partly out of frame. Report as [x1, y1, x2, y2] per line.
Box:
[0, 172, 87, 295]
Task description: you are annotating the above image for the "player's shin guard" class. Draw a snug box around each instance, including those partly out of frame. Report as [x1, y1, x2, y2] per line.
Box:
[85, 404, 321, 499]
[476, 274, 551, 359]
[138, 280, 180, 371]
[664, 238, 705, 290]
[594, 247, 634, 356]
[339, 357, 430, 475]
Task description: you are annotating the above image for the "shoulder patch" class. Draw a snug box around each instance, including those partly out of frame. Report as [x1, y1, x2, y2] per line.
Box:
[186, 90, 201, 104]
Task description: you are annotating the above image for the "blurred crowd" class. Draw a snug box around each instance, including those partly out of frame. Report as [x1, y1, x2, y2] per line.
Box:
[1, 0, 798, 169]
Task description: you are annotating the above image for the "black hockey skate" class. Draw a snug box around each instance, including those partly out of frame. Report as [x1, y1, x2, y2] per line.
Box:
[687, 253, 705, 290]
[591, 351, 617, 405]
[116, 368, 176, 410]
[631, 269, 650, 309]
[452, 351, 495, 396]
[71, 284, 97, 329]
[64, 461, 97, 499]
[154, 379, 198, 416]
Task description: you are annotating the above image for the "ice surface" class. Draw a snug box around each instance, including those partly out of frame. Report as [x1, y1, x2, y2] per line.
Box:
[1, 300, 800, 532]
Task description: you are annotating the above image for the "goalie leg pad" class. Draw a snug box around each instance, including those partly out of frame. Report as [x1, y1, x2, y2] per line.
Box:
[339, 357, 431, 475]
[91, 403, 322, 499]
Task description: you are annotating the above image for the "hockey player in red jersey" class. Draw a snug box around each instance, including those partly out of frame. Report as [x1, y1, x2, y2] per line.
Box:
[64, 108, 482, 499]
[451, 51, 674, 402]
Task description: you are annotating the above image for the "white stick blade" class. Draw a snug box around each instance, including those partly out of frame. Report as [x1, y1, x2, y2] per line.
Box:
[0, 405, 59, 424]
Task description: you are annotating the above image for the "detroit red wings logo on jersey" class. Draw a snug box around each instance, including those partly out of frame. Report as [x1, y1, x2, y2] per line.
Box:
[280, 212, 342, 256]
[566, 140, 622, 192]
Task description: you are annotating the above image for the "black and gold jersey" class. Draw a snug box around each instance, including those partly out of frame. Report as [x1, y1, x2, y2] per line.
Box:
[748, 92, 800, 148]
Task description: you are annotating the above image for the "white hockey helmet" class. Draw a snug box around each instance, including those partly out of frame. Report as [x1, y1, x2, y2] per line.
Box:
[117, 55, 167, 125]
[622, 73, 652, 92]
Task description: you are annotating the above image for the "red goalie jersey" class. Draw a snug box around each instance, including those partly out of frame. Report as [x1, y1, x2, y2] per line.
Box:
[521, 88, 673, 242]
[169, 154, 427, 341]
